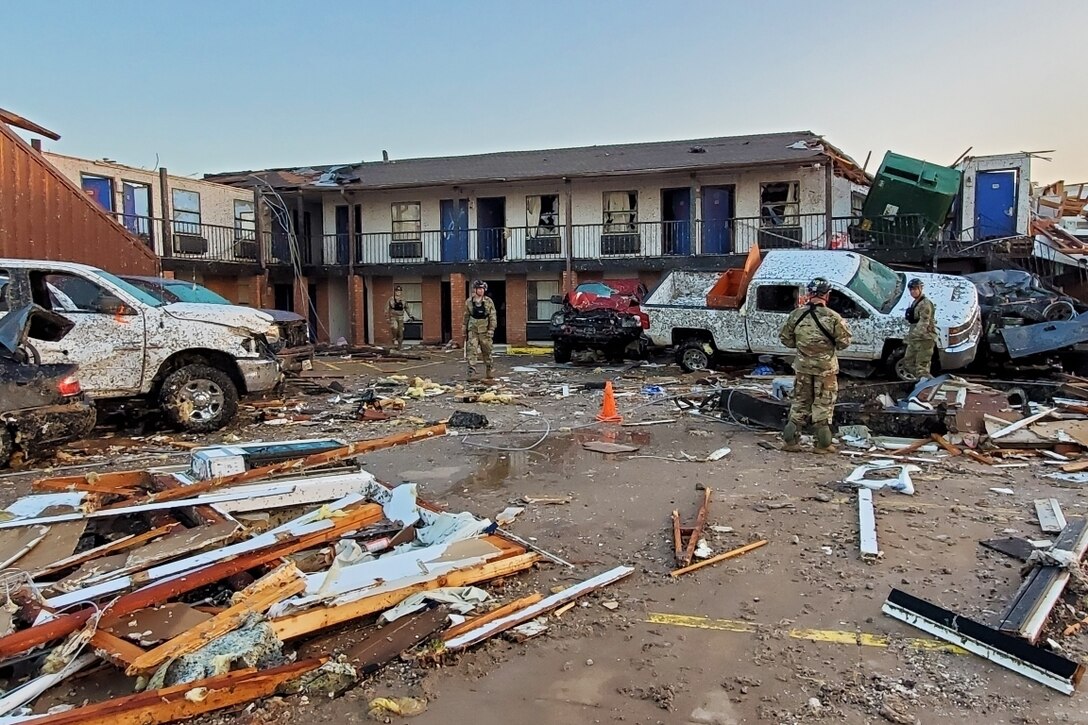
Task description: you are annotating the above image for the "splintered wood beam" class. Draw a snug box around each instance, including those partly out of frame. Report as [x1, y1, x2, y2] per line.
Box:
[123, 425, 447, 507]
[90, 630, 147, 668]
[671, 510, 683, 565]
[441, 593, 544, 642]
[32, 524, 179, 579]
[33, 470, 152, 494]
[671, 540, 768, 577]
[963, 449, 995, 465]
[0, 504, 383, 660]
[931, 434, 962, 456]
[889, 438, 930, 456]
[681, 488, 712, 567]
[271, 552, 540, 642]
[26, 659, 326, 725]
[0, 107, 61, 140]
[126, 564, 305, 675]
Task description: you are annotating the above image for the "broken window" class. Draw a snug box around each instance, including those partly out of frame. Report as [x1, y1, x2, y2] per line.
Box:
[393, 281, 423, 321]
[526, 195, 559, 237]
[755, 284, 799, 313]
[759, 182, 799, 227]
[40, 273, 115, 314]
[603, 191, 638, 234]
[392, 202, 421, 241]
[234, 200, 256, 241]
[171, 189, 202, 235]
[828, 290, 865, 319]
[528, 280, 562, 321]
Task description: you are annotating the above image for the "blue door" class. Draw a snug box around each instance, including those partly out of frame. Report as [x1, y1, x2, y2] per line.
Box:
[975, 171, 1017, 239]
[81, 175, 113, 212]
[661, 188, 691, 255]
[441, 199, 469, 262]
[702, 186, 734, 254]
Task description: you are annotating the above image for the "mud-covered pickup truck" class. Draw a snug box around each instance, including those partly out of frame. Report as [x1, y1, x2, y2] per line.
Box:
[643, 247, 982, 378]
[0, 259, 283, 432]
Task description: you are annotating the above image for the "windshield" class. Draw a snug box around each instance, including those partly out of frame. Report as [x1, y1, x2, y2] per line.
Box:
[845, 257, 902, 313]
[97, 271, 165, 308]
[164, 281, 231, 305]
[575, 282, 617, 297]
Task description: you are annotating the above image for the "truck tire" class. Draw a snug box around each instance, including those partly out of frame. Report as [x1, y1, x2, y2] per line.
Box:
[554, 342, 573, 364]
[0, 426, 12, 469]
[677, 340, 712, 372]
[159, 364, 239, 433]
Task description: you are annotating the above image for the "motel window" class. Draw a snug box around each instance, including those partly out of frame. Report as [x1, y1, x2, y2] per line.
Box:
[759, 182, 799, 227]
[394, 281, 423, 320]
[603, 191, 638, 234]
[172, 189, 202, 235]
[234, 200, 256, 240]
[392, 202, 422, 241]
[528, 280, 562, 322]
[526, 195, 559, 237]
[851, 191, 866, 218]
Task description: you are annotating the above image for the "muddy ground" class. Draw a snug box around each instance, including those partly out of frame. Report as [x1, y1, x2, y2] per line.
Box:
[3, 349, 1088, 724]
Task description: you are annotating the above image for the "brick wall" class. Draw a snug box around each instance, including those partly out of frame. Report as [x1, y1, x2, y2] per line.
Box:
[506, 274, 528, 346]
[292, 275, 310, 326]
[449, 272, 467, 345]
[371, 276, 394, 347]
[421, 276, 443, 344]
[349, 276, 365, 346]
[561, 270, 577, 293]
[578, 270, 604, 282]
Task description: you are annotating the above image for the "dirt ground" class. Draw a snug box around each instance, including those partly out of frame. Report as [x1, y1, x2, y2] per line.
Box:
[4, 348, 1088, 724]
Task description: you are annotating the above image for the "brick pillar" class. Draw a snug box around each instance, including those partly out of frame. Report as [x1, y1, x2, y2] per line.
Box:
[314, 280, 332, 344]
[371, 276, 394, 347]
[638, 270, 662, 291]
[247, 272, 268, 309]
[505, 274, 528, 346]
[163, 270, 176, 280]
[349, 275, 366, 347]
[292, 275, 309, 320]
[561, 270, 578, 294]
[421, 276, 443, 344]
[450, 272, 468, 346]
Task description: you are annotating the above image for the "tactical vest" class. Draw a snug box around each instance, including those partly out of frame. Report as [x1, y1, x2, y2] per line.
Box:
[470, 300, 489, 319]
[393, 300, 404, 311]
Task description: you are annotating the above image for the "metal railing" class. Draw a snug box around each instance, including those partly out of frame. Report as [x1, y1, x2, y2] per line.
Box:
[828, 214, 933, 252]
[114, 215, 261, 263]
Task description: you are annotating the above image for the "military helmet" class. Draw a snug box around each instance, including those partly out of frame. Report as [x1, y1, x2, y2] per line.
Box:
[472, 280, 487, 291]
[394, 285, 403, 292]
[806, 277, 831, 297]
[908, 277, 924, 290]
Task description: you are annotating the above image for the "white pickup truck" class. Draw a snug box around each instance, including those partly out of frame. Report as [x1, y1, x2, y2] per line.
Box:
[643, 249, 982, 378]
[0, 259, 283, 432]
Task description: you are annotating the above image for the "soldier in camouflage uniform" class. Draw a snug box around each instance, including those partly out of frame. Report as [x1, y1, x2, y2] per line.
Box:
[778, 277, 853, 453]
[386, 285, 407, 350]
[902, 277, 937, 381]
[464, 280, 497, 380]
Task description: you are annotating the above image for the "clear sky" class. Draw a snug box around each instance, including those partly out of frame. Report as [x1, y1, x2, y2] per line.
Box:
[4, 0, 1085, 181]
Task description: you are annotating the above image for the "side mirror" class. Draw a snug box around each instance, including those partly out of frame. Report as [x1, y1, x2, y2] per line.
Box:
[550, 295, 565, 305]
[98, 295, 129, 315]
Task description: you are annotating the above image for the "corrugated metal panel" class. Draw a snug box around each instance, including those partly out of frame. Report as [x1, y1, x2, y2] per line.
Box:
[0, 122, 160, 274]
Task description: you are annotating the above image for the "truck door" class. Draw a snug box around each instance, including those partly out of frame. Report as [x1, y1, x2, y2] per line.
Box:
[746, 283, 802, 356]
[27, 270, 146, 396]
[826, 288, 878, 359]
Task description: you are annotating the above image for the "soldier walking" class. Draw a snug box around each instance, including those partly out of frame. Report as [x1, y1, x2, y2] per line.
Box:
[902, 278, 936, 381]
[386, 285, 407, 350]
[464, 280, 497, 380]
[778, 278, 852, 453]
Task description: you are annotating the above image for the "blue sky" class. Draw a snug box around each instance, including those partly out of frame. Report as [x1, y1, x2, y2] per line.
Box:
[4, 0, 1085, 180]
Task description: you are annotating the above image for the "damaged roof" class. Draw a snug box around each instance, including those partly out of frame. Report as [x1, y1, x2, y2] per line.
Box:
[205, 131, 869, 191]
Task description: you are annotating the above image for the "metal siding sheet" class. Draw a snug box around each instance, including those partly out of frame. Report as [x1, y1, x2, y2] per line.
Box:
[0, 122, 159, 274]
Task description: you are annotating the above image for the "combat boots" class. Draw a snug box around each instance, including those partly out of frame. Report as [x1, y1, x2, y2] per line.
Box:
[484, 364, 494, 381]
[781, 421, 802, 453]
[813, 425, 838, 454]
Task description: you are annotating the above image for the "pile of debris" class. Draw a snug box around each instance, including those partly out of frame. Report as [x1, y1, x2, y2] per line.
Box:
[0, 426, 630, 722]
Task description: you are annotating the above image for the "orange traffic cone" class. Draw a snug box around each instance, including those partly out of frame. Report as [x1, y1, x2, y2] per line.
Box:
[596, 380, 623, 423]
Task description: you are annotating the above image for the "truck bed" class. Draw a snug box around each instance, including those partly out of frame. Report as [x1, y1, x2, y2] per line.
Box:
[643, 271, 725, 308]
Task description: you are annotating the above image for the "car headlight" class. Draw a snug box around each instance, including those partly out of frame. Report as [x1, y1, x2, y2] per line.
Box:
[265, 325, 282, 345]
[551, 312, 565, 326]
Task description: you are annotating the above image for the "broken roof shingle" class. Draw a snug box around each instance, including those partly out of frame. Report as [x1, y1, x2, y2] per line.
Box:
[206, 131, 866, 191]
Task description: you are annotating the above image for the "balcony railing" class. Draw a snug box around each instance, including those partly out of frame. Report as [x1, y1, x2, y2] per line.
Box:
[115, 214, 261, 264]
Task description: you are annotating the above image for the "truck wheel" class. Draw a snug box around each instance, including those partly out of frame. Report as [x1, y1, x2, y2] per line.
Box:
[677, 340, 712, 372]
[159, 364, 239, 433]
[554, 342, 573, 364]
[0, 426, 12, 469]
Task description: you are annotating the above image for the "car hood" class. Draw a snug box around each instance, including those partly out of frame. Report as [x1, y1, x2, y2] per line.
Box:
[163, 303, 275, 333]
[260, 308, 306, 324]
[888, 273, 978, 323]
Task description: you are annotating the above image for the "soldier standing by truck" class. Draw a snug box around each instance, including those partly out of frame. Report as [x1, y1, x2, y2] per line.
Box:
[386, 285, 407, 351]
[778, 278, 852, 453]
[902, 277, 937, 381]
[464, 280, 497, 380]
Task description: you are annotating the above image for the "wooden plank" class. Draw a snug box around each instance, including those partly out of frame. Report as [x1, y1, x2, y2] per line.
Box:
[670, 540, 768, 577]
[0, 107, 61, 140]
[889, 438, 931, 456]
[128, 425, 447, 507]
[671, 510, 683, 566]
[1062, 459, 1088, 473]
[26, 659, 325, 725]
[33, 470, 151, 494]
[963, 449, 995, 465]
[271, 552, 540, 641]
[1036, 498, 1068, 534]
[681, 488, 712, 567]
[443, 566, 634, 651]
[858, 489, 880, 559]
[347, 607, 449, 673]
[32, 524, 179, 579]
[90, 629, 147, 668]
[441, 594, 544, 642]
[126, 564, 306, 675]
[991, 408, 1056, 440]
[931, 434, 962, 456]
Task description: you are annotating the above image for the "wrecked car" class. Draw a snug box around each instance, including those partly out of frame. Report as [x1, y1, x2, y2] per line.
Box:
[642, 245, 982, 378]
[0, 304, 96, 467]
[549, 280, 649, 363]
[121, 276, 315, 374]
[0, 260, 283, 433]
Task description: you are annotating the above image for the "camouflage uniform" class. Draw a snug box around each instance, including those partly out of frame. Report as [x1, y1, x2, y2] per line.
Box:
[387, 296, 407, 350]
[903, 295, 937, 380]
[779, 302, 852, 450]
[464, 295, 497, 378]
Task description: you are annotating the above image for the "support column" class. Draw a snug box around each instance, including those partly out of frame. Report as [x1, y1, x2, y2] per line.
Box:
[824, 159, 834, 247]
[292, 275, 310, 319]
[158, 167, 172, 258]
[690, 173, 700, 255]
[421, 276, 443, 344]
[505, 274, 528, 346]
[563, 179, 573, 292]
[247, 272, 268, 309]
[349, 275, 366, 347]
[315, 280, 332, 345]
[561, 270, 578, 294]
[450, 272, 467, 346]
[371, 276, 394, 347]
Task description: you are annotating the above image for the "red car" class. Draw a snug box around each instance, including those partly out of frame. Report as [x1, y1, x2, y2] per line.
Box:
[549, 280, 650, 363]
